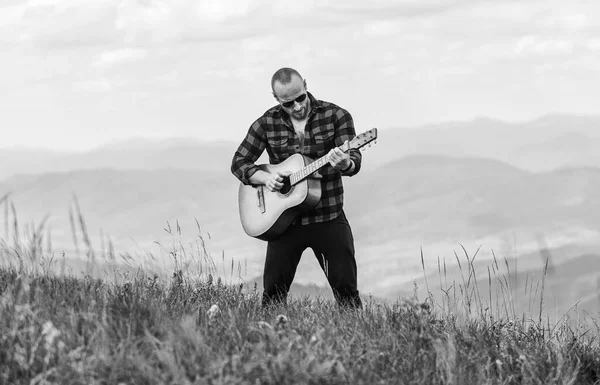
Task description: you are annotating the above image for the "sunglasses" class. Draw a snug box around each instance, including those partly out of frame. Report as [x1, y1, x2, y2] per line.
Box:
[280, 93, 307, 108]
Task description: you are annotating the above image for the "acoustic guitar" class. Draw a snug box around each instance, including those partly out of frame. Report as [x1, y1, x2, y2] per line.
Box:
[238, 128, 378, 241]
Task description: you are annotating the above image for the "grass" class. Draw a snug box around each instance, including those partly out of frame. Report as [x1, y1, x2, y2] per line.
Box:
[1, 196, 600, 384]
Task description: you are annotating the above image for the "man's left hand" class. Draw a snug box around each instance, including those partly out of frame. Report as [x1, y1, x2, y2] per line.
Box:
[328, 142, 351, 171]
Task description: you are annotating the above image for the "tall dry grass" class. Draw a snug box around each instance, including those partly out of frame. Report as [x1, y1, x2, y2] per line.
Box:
[1, 194, 599, 384]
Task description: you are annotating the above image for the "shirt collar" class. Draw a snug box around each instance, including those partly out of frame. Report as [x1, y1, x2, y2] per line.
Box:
[307, 92, 322, 111]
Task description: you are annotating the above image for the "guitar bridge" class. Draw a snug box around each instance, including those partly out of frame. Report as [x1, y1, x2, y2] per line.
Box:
[257, 186, 266, 214]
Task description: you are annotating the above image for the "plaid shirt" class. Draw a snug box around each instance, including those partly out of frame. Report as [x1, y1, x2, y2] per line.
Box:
[231, 92, 362, 225]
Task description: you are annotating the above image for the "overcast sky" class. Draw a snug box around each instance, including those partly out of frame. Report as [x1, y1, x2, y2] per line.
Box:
[1, 0, 599, 151]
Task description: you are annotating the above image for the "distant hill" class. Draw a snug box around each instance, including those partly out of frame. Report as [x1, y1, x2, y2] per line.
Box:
[364, 114, 600, 172]
[0, 167, 245, 249]
[0, 147, 60, 182]
[0, 139, 238, 182]
[512, 132, 600, 170]
[348, 154, 600, 243]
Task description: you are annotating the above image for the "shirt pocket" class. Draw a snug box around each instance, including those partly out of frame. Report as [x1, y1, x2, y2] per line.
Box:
[312, 129, 335, 158]
[266, 132, 289, 160]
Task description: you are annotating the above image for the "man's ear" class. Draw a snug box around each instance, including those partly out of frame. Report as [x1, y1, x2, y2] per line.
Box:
[272, 91, 279, 101]
[303, 79, 307, 91]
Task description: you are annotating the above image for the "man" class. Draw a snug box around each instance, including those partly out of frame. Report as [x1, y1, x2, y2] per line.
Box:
[231, 67, 362, 309]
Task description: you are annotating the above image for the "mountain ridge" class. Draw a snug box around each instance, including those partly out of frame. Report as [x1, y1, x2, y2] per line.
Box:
[4, 114, 600, 182]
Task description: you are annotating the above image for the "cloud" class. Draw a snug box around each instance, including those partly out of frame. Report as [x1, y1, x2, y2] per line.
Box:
[3, 0, 597, 55]
[195, 0, 256, 21]
[72, 78, 112, 93]
[15, 0, 118, 47]
[0, 4, 24, 26]
[362, 20, 404, 37]
[271, 0, 319, 16]
[0, 0, 278, 47]
[539, 9, 591, 31]
[0, 0, 474, 48]
[2, 0, 599, 124]
[589, 39, 600, 51]
[93, 48, 148, 68]
[115, 1, 184, 44]
[0, 3, 28, 43]
[515, 36, 574, 56]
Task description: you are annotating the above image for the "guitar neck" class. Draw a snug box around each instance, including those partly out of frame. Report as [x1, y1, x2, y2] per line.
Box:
[289, 154, 329, 186]
[289, 142, 349, 186]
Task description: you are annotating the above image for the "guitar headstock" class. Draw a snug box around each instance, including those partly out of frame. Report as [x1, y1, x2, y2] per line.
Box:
[347, 128, 378, 151]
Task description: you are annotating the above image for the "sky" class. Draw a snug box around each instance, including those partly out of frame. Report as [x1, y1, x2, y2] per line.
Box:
[1, 0, 599, 151]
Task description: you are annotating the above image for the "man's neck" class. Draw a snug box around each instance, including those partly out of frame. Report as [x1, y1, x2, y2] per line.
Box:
[292, 118, 307, 152]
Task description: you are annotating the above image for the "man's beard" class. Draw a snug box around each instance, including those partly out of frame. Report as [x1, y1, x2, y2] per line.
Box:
[292, 107, 307, 120]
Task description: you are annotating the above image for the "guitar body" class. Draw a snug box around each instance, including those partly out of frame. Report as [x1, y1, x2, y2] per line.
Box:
[238, 154, 322, 241]
[237, 127, 378, 241]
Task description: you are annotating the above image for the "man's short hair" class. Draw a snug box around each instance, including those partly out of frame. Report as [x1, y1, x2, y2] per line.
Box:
[271, 67, 302, 91]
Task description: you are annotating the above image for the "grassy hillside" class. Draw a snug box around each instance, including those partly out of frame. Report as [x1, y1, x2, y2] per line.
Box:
[1, 210, 600, 384]
[1, 256, 599, 384]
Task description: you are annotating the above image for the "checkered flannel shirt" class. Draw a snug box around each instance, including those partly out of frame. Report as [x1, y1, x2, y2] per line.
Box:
[231, 92, 362, 225]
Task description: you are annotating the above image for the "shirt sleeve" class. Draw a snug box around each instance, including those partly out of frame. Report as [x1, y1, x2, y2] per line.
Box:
[230, 118, 267, 185]
[333, 108, 362, 177]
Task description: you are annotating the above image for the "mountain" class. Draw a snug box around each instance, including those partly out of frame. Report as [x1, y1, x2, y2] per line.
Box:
[93, 137, 210, 151]
[512, 132, 600, 170]
[0, 147, 61, 182]
[2, 154, 600, 304]
[0, 139, 239, 182]
[348, 154, 600, 243]
[364, 114, 600, 172]
[3, 114, 600, 183]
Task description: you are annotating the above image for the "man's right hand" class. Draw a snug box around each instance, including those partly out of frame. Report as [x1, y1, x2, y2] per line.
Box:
[249, 170, 292, 192]
[264, 170, 292, 192]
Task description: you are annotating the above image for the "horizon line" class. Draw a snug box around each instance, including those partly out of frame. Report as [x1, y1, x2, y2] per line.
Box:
[2, 112, 599, 153]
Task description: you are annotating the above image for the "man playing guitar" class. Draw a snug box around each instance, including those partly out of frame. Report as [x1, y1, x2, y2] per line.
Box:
[231, 67, 363, 309]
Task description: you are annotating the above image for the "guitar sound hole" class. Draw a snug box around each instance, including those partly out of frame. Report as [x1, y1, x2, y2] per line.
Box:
[279, 178, 293, 196]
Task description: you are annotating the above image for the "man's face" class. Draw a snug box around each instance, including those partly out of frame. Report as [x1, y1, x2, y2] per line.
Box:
[273, 75, 310, 121]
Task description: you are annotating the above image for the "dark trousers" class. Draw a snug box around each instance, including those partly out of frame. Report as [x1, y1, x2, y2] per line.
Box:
[262, 210, 362, 309]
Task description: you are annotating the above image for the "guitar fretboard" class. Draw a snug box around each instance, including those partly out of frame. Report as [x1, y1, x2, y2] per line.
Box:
[289, 142, 350, 186]
[285, 127, 378, 186]
[289, 154, 330, 185]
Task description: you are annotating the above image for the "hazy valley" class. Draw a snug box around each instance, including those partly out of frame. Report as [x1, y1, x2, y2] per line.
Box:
[2, 114, 600, 315]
